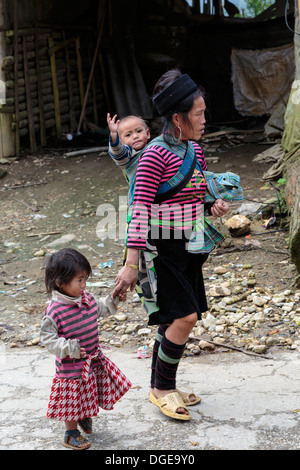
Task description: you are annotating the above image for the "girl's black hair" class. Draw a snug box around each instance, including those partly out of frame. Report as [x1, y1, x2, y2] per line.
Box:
[44, 248, 92, 295]
[152, 68, 205, 142]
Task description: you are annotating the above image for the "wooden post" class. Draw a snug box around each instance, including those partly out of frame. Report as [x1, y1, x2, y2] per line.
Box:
[192, 0, 201, 14]
[75, 37, 85, 130]
[48, 36, 61, 137]
[34, 20, 46, 147]
[23, 35, 37, 151]
[77, 9, 105, 133]
[13, 0, 20, 156]
[63, 32, 76, 132]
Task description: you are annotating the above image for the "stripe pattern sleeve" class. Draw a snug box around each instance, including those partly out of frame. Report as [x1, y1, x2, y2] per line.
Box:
[108, 133, 136, 167]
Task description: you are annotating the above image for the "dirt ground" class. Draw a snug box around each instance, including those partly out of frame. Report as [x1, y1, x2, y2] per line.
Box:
[0, 137, 299, 353]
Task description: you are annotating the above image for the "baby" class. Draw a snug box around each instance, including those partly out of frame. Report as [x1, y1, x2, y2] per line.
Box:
[107, 113, 150, 155]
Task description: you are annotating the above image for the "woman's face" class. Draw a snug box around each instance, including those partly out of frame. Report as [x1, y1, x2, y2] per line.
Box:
[173, 95, 206, 141]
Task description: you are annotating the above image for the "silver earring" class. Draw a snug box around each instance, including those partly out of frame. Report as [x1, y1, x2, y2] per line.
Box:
[172, 125, 182, 143]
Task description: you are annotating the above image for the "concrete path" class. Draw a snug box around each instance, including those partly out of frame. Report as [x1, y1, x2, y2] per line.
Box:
[1, 346, 300, 451]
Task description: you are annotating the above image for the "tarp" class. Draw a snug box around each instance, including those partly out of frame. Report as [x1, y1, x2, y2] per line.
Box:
[231, 43, 295, 117]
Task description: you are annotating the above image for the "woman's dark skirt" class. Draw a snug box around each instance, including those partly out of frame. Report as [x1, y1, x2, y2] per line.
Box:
[148, 228, 209, 326]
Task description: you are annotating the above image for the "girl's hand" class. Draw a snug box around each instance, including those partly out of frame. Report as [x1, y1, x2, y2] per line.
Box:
[80, 348, 87, 358]
[113, 266, 138, 298]
[107, 113, 120, 140]
[210, 199, 229, 218]
[118, 292, 127, 302]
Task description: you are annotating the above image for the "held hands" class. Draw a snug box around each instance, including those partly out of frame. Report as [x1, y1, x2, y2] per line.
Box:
[107, 113, 120, 142]
[113, 265, 138, 299]
[210, 199, 229, 218]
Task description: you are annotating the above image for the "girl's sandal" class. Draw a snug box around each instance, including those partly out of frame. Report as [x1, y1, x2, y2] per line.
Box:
[63, 429, 91, 450]
[176, 389, 202, 406]
[78, 417, 93, 434]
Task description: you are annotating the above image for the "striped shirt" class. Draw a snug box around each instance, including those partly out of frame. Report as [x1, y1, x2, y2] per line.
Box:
[41, 291, 118, 380]
[44, 292, 99, 380]
[127, 140, 208, 250]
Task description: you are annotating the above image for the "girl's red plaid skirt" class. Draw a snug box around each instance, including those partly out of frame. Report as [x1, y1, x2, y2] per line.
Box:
[46, 354, 132, 422]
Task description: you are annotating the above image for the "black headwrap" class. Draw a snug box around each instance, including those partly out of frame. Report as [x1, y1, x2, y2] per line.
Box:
[152, 74, 198, 116]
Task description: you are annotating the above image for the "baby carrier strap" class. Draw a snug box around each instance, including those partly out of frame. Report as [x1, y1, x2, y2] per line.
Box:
[142, 136, 202, 204]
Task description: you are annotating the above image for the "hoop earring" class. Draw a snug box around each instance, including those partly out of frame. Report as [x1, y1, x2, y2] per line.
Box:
[172, 125, 182, 143]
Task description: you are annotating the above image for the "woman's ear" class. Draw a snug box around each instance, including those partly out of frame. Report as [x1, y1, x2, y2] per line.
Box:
[172, 113, 180, 127]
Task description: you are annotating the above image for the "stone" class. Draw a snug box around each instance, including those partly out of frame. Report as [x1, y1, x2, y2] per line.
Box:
[137, 328, 152, 336]
[198, 340, 215, 351]
[202, 313, 217, 329]
[252, 295, 268, 307]
[114, 313, 128, 322]
[209, 285, 231, 297]
[125, 323, 140, 334]
[251, 344, 268, 354]
[47, 233, 76, 247]
[213, 266, 228, 275]
[225, 215, 251, 236]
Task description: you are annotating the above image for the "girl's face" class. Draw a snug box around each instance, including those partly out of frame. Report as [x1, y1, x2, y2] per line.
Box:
[57, 270, 88, 298]
[173, 95, 206, 141]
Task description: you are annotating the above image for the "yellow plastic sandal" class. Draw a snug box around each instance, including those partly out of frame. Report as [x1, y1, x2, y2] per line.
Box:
[149, 391, 191, 421]
[176, 389, 202, 406]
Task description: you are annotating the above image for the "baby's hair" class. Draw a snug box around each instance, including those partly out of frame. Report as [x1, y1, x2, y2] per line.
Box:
[119, 115, 148, 129]
[45, 248, 92, 295]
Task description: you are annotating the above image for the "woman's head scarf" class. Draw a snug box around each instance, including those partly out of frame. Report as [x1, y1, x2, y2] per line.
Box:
[152, 74, 198, 116]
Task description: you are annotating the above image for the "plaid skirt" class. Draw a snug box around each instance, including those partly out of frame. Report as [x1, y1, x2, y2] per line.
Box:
[46, 353, 132, 422]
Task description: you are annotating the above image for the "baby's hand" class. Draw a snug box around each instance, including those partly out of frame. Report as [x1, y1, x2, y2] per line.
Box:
[107, 113, 120, 135]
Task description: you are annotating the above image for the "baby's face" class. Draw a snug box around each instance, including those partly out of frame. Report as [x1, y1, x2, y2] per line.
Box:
[119, 117, 150, 150]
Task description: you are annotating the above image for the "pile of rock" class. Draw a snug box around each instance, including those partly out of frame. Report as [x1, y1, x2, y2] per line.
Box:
[187, 264, 300, 356]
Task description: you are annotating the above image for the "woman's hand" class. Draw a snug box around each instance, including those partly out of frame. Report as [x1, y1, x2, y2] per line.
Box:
[113, 265, 138, 298]
[210, 199, 229, 218]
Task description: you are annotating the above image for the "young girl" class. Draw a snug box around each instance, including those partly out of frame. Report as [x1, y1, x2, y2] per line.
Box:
[40, 248, 131, 450]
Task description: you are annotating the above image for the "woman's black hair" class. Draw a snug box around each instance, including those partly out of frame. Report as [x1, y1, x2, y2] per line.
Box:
[44, 248, 92, 295]
[152, 68, 205, 142]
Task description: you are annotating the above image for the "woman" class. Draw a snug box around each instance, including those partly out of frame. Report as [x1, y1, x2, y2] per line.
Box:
[113, 69, 229, 420]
